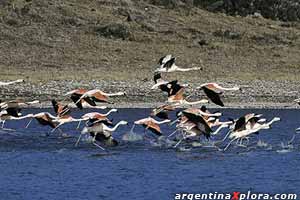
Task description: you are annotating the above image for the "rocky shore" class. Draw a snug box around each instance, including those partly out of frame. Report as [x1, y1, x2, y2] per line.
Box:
[1, 79, 299, 109]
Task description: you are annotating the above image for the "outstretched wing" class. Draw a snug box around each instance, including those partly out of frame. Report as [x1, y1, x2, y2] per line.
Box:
[182, 111, 212, 138]
[202, 87, 224, 107]
[70, 94, 83, 109]
[162, 57, 175, 70]
[233, 116, 246, 131]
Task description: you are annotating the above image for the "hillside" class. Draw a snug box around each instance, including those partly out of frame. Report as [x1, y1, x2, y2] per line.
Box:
[1, 0, 300, 107]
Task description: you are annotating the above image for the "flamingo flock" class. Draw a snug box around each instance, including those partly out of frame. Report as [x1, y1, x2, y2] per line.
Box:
[0, 54, 299, 151]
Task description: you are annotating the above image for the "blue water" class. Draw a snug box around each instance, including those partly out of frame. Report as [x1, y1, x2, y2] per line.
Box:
[0, 108, 300, 200]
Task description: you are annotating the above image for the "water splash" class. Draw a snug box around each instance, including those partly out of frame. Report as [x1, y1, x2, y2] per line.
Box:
[257, 140, 269, 148]
[122, 124, 143, 142]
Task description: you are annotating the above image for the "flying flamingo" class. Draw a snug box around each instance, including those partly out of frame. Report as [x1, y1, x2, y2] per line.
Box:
[74, 89, 126, 105]
[76, 120, 128, 150]
[151, 72, 169, 90]
[133, 117, 171, 137]
[197, 83, 241, 107]
[51, 99, 71, 118]
[0, 100, 40, 110]
[222, 117, 281, 151]
[50, 115, 88, 133]
[0, 103, 36, 129]
[0, 79, 24, 86]
[25, 112, 58, 128]
[65, 89, 107, 109]
[0, 111, 33, 129]
[167, 86, 208, 106]
[155, 55, 201, 73]
[150, 104, 175, 120]
[77, 109, 118, 128]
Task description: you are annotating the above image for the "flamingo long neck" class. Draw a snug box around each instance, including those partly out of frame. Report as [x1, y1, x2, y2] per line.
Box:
[101, 92, 124, 97]
[265, 117, 280, 127]
[26, 100, 40, 105]
[151, 119, 170, 124]
[176, 67, 201, 72]
[199, 110, 221, 117]
[216, 85, 240, 91]
[11, 114, 33, 120]
[0, 79, 23, 86]
[212, 124, 227, 135]
[105, 121, 125, 132]
[184, 99, 208, 105]
[103, 109, 116, 116]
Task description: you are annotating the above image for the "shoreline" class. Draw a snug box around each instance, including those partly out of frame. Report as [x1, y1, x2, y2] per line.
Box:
[29, 101, 299, 109]
[1, 79, 300, 110]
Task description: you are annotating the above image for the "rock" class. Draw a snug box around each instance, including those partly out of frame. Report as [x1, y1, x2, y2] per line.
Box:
[223, 0, 300, 21]
[213, 29, 242, 40]
[94, 23, 131, 40]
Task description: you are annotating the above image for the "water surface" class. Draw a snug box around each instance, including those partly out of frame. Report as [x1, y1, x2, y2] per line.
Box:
[0, 108, 299, 200]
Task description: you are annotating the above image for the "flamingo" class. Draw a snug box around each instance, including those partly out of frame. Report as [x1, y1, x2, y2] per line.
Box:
[76, 120, 128, 149]
[151, 72, 169, 90]
[65, 89, 107, 109]
[197, 83, 241, 107]
[294, 98, 300, 105]
[0, 100, 40, 110]
[167, 87, 208, 106]
[229, 113, 263, 132]
[0, 103, 35, 129]
[26, 112, 58, 129]
[77, 109, 117, 128]
[155, 55, 201, 73]
[51, 115, 88, 133]
[150, 104, 175, 120]
[222, 117, 280, 151]
[51, 99, 71, 118]
[134, 117, 171, 136]
[0, 111, 34, 129]
[0, 79, 24, 86]
[74, 89, 126, 105]
[170, 110, 216, 147]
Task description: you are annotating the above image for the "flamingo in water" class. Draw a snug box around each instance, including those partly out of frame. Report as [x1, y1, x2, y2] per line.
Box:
[0, 79, 24, 86]
[0, 110, 33, 129]
[76, 120, 128, 150]
[77, 109, 118, 128]
[155, 55, 202, 73]
[222, 117, 281, 151]
[133, 117, 171, 137]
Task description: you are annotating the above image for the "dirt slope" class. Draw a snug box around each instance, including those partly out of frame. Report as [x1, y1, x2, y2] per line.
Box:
[0, 0, 300, 106]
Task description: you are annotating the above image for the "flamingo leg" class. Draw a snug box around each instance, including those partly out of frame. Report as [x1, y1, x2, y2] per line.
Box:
[25, 118, 33, 128]
[1, 120, 6, 129]
[93, 141, 106, 151]
[288, 133, 296, 145]
[173, 131, 187, 148]
[223, 138, 237, 151]
[168, 129, 178, 138]
[76, 121, 81, 129]
[51, 123, 63, 133]
[75, 134, 82, 147]
[173, 137, 184, 148]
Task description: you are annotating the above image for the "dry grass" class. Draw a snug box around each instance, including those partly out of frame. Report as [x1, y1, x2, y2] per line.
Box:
[0, 0, 300, 84]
